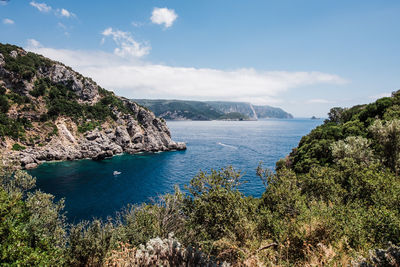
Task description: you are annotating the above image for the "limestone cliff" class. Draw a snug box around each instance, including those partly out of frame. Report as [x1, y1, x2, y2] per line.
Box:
[0, 43, 185, 169]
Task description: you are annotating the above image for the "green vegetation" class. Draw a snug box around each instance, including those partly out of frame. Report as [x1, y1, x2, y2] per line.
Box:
[0, 43, 142, 143]
[219, 111, 249, 120]
[0, 43, 52, 80]
[290, 91, 400, 173]
[12, 143, 26, 151]
[78, 121, 102, 133]
[0, 168, 66, 265]
[134, 99, 293, 120]
[135, 99, 224, 120]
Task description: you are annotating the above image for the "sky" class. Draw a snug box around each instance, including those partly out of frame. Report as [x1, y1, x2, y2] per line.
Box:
[1, 0, 399, 117]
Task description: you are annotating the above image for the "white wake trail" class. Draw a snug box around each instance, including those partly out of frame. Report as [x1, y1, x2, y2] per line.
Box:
[217, 142, 238, 149]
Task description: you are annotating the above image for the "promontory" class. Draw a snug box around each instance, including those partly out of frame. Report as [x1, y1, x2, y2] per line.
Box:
[0, 43, 186, 169]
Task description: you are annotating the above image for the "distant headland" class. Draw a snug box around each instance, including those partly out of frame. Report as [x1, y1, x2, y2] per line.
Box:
[134, 99, 293, 121]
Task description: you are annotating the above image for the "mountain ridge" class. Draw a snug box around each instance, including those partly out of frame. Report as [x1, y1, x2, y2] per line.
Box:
[134, 99, 293, 120]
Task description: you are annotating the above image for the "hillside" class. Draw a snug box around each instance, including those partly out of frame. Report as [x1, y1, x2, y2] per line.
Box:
[0, 43, 185, 169]
[288, 91, 400, 173]
[134, 99, 293, 120]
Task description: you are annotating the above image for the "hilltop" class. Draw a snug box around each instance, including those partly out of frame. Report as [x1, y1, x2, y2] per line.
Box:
[134, 99, 293, 121]
[0, 43, 185, 169]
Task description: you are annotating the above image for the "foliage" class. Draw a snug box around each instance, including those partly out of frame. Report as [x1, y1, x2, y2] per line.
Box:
[66, 219, 116, 267]
[0, 95, 9, 113]
[370, 119, 400, 174]
[0, 168, 66, 266]
[104, 234, 230, 267]
[12, 143, 26, 151]
[0, 43, 52, 80]
[331, 136, 376, 166]
[290, 90, 400, 173]
[77, 121, 101, 133]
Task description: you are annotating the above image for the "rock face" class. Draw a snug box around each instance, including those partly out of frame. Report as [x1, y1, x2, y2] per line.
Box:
[0, 44, 186, 169]
[10, 112, 186, 169]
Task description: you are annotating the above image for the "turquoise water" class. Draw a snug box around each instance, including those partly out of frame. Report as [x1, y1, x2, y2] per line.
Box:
[29, 119, 323, 222]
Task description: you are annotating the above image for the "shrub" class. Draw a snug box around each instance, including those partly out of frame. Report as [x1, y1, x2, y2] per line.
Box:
[0, 169, 66, 266]
[12, 143, 26, 151]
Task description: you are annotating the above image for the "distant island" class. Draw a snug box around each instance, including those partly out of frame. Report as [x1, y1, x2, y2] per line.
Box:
[134, 99, 293, 121]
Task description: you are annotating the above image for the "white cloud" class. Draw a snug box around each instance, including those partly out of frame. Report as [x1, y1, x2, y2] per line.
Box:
[30, 2, 76, 19]
[2, 18, 14, 25]
[307, 98, 333, 104]
[30, 1, 52, 13]
[151, 7, 177, 28]
[26, 45, 346, 105]
[60, 8, 70, 17]
[0, 0, 9, 6]
[369, 92, 391, 100]
[56, 8, 76, 18]
[132, 21, 145, 27]
[57, 22, 67, 29]
[26, 39, 42, 48]
[101, 27, 151, 58]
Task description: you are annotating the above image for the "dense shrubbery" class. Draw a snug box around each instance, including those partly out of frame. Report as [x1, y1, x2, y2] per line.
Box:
[291, 91, 400, 173]
[1, 148, 399, 265]
[0, 166, 66, 265]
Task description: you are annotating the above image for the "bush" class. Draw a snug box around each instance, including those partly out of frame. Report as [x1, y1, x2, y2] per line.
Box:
[0, 169, 66, 266]
[12, 143, 26, 151]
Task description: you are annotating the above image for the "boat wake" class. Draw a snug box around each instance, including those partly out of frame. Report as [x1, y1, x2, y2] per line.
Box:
[217, 142, 238, 149]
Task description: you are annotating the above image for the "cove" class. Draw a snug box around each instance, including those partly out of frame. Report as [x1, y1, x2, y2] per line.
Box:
[29, 119, 323, 222]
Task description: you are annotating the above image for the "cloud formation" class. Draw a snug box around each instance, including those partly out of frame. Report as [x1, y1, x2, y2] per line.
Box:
[0, 0, 9, 6]
[30, 1, 75, 19]
[56, 8, 75, 18]
[369, 92, 392, 100]
[26, 45, 346, 105]
[101, 27, 151, 58]
[2, 18, 14, 25]
[27, 39, 42, 48]
[151, 7, 177, 28]
[30, 1, 51, 12]
[307, 99, 333, 104]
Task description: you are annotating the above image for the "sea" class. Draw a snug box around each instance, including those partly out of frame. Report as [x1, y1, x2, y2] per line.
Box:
[28, 118, 323, 222]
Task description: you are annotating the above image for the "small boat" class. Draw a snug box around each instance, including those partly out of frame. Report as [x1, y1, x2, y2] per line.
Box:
[113, 171, 121, 176]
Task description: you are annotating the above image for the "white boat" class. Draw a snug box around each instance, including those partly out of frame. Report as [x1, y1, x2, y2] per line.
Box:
[113, 171, 121, 176]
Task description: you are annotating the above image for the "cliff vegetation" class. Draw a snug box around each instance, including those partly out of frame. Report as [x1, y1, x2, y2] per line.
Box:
[134, 99, 293, 121]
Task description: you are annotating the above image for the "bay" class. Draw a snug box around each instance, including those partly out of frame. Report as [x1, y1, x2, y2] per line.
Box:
[28, 118, 323, 222]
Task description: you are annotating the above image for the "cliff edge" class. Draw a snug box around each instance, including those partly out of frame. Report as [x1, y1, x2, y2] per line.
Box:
[0, 43, 185, 169]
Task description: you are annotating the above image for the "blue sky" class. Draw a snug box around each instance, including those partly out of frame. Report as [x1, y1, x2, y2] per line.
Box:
[1, 0, 399, 117]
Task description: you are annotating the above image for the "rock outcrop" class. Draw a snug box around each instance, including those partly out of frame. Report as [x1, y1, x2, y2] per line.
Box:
[0, 44, 185, 169]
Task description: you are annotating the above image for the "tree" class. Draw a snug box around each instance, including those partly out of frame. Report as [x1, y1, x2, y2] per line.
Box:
[328, 107, 346, 123]
[370, 119, 400, 175]
[331, 136, 376, 166]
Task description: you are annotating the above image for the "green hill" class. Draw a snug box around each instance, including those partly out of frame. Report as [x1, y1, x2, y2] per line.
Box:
[134, 99, 293, 120]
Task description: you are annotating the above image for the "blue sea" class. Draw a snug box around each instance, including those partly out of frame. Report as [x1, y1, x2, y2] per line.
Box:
[29, 119, 323, 222]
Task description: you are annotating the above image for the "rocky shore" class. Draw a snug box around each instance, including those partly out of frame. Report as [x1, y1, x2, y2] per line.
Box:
[0, 44, 185, 169]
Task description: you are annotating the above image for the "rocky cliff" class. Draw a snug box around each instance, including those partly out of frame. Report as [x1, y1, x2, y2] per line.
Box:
[0, 43, 185, 169]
